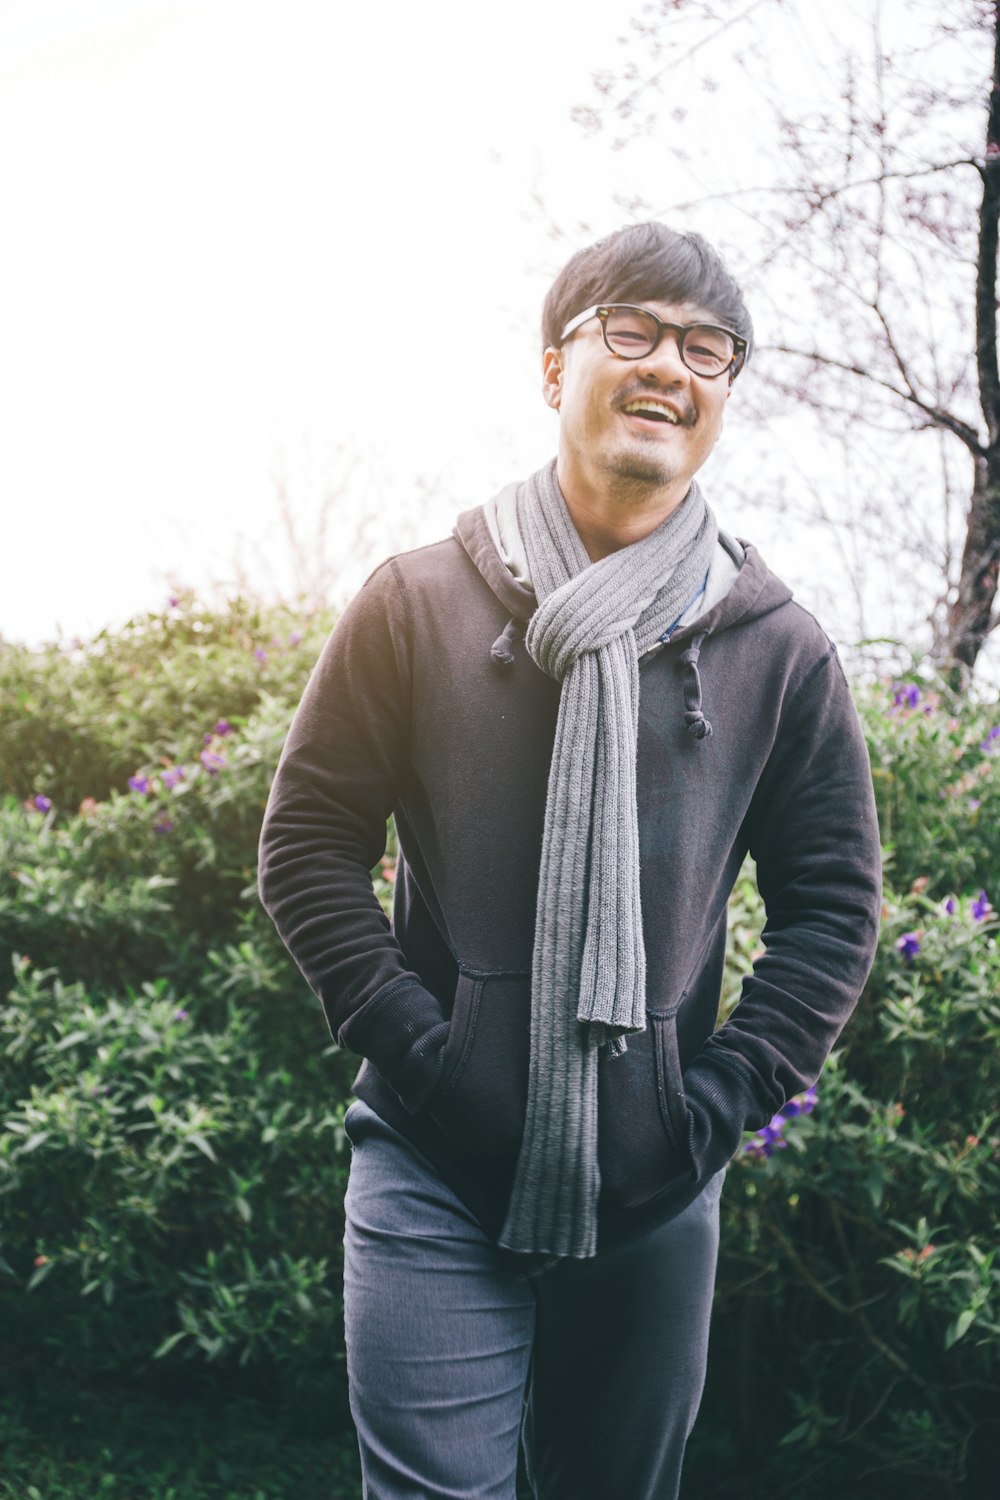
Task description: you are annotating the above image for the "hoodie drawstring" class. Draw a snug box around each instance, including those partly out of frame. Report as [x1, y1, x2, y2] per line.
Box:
[679, 631, 713, 741]
[490, 618, 521, 668]
[494, 618, 713, 741]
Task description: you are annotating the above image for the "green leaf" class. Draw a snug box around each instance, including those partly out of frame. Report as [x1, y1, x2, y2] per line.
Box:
[16, 1131, 51, 1154]
[779, 1419, 814, 1447]
[865, 1165, 885, 1208]
[946, 1307, 977, 1347]
[53, 1029, 89, 1051]
[27, 1259, 56, 1291]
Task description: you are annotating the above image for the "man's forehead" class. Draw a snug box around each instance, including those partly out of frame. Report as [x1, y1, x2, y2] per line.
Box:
[627, 296, 725, 325]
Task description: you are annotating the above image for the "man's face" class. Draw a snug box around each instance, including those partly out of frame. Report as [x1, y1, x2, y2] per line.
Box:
[542, 299, 732, 507]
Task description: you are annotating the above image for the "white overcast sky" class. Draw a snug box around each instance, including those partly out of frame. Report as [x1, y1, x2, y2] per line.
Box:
[0, 0, 986, 668]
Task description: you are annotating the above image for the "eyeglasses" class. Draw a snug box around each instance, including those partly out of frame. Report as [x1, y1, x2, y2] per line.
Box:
[559, 304, 748, 380]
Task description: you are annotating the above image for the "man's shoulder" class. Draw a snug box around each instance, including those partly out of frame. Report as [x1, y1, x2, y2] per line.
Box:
[732, 543, 837, 655]
[364, 533, 470, 591]
[354, 533, 484, 615]
[719, 546, 849, 711]
[349, 525, 510, 653]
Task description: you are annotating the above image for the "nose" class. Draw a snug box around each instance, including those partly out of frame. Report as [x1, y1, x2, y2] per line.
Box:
[634, 330, 691, 386]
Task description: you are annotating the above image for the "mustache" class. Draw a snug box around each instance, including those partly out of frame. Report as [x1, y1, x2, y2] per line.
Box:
[614, 389, 697, 426]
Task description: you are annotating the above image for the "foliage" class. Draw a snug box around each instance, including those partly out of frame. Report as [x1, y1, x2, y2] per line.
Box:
[0, 598, 363, 1392]
[861, 676, 1000, 893]
[0, 1374, 362, 1499]
[702, 676, 1000, 1498]
[0, 591, 332, 812]
[0, 606, 998, 1496]
[0, 958, 354, 1375]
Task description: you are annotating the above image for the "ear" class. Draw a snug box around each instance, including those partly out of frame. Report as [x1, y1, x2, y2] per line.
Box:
[542, 346, 563, 411]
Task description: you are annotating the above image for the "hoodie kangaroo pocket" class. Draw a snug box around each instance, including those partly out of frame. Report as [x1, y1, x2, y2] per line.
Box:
[598, 1007, 692, 1210]
[428, 972, 529, 1158]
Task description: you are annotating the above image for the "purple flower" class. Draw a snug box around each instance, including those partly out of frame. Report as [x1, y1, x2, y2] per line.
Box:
[972, 890, 993, 922]
[153, 815, 174, 835]
[781, 1085, 819, 1119]
[896, 932, 921, 961]
[980, 726, 1000, 752]
[161, 766, 185, 791]
[200, 748, 225, 774]
[212, 719, 232, 736]
[253, 647, 267, 663]
[288, 631, 302, 647]
[745, 1083, 819, 1161]
[744, 1120, 788, 1160]
[944, 897, 956, 916]
[32, 793, 52, 813]
[892, 682, 921, 710]
[128, 775, 151, 796]
[744, 1112, 789, 1159]
[174, 1008, 189, 1020]
[969, 799, 982, 812]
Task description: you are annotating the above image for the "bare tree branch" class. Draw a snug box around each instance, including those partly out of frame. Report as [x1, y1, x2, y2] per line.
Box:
[767, 345, 985, 453]
[656, 159, 982, 220]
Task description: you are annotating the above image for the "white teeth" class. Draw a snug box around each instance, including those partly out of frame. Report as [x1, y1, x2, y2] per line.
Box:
[623, 401, 680, 422]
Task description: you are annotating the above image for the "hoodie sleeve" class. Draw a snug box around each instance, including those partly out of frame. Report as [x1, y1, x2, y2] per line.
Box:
[682, 644, 882, 1178]
[257, 561, 450, 1113]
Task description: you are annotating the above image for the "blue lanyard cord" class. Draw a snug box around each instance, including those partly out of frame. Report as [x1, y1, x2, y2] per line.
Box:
[658, 571, 710, 644]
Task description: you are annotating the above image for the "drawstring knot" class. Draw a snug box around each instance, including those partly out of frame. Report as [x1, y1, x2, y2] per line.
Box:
[679, 630, 713, 741]
[490, 619, 521, 668]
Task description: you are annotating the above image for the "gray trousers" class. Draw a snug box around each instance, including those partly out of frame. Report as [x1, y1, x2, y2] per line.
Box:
[342, 1101, 723, 1500]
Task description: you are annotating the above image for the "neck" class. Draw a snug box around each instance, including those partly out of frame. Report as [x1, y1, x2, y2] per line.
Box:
[555, 454, 692, 563]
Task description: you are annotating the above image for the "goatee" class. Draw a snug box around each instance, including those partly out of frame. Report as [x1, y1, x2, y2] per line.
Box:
[604, 449, 676, 504]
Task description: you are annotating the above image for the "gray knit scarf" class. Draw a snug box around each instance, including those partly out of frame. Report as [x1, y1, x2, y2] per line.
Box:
[496, 459, 718, 1260]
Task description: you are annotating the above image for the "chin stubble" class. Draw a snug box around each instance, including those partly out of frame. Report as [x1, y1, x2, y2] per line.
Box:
[603, 448, 678, 503]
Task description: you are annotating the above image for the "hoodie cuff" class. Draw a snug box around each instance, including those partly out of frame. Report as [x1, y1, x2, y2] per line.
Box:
[337, 977, 449, 1115]
[684, 1051, 763, 1179]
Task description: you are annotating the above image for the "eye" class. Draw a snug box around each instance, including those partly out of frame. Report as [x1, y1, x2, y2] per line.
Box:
[603, 308, 659, 353]
[685, 328, 733, 367]
[686, 347, 725, 369]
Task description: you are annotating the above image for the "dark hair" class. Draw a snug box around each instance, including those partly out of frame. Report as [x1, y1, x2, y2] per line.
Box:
[542, 222, 753, 367]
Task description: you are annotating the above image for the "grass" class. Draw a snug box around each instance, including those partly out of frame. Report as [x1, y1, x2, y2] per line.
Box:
[0, 1366, 363, 1500]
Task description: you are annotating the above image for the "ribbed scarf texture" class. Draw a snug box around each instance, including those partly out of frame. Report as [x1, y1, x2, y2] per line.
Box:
[496, 459, 718, 1260]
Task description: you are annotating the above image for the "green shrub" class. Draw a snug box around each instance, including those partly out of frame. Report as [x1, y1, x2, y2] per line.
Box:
[697, 679, 1000, 1496]
[1, 612, 998, 1497]
[0, 593, 332, 813]
[859, 675, 1000, 893]
[0, 956, 355, 1377]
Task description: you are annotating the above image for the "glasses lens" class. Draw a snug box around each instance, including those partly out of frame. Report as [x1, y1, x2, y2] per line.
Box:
[603, 307, 659, 356]
[681, 326, 735, 376]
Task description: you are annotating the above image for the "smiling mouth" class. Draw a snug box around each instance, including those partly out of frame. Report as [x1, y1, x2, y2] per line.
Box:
[620, 399, 687, 425]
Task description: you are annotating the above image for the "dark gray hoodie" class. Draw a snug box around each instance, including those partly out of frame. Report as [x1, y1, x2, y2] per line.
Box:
[258, 504, 882, 1241]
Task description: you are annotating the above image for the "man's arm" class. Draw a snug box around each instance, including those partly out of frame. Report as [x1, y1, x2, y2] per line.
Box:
[683, 646, 883, 1177]
[257, 561, 449, 1112]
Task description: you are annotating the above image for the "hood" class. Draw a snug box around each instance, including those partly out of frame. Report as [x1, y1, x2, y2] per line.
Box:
[454, 498, 795, 745]
[453, 501, 794, 646]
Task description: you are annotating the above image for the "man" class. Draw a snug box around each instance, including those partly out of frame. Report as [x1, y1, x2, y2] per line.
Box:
[258, 222, 882, 1499]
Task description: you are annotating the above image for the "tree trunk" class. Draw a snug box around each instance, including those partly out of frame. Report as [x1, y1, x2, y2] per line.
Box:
[946, 3, 1000, 681]
[947, 455, 1000, 680]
